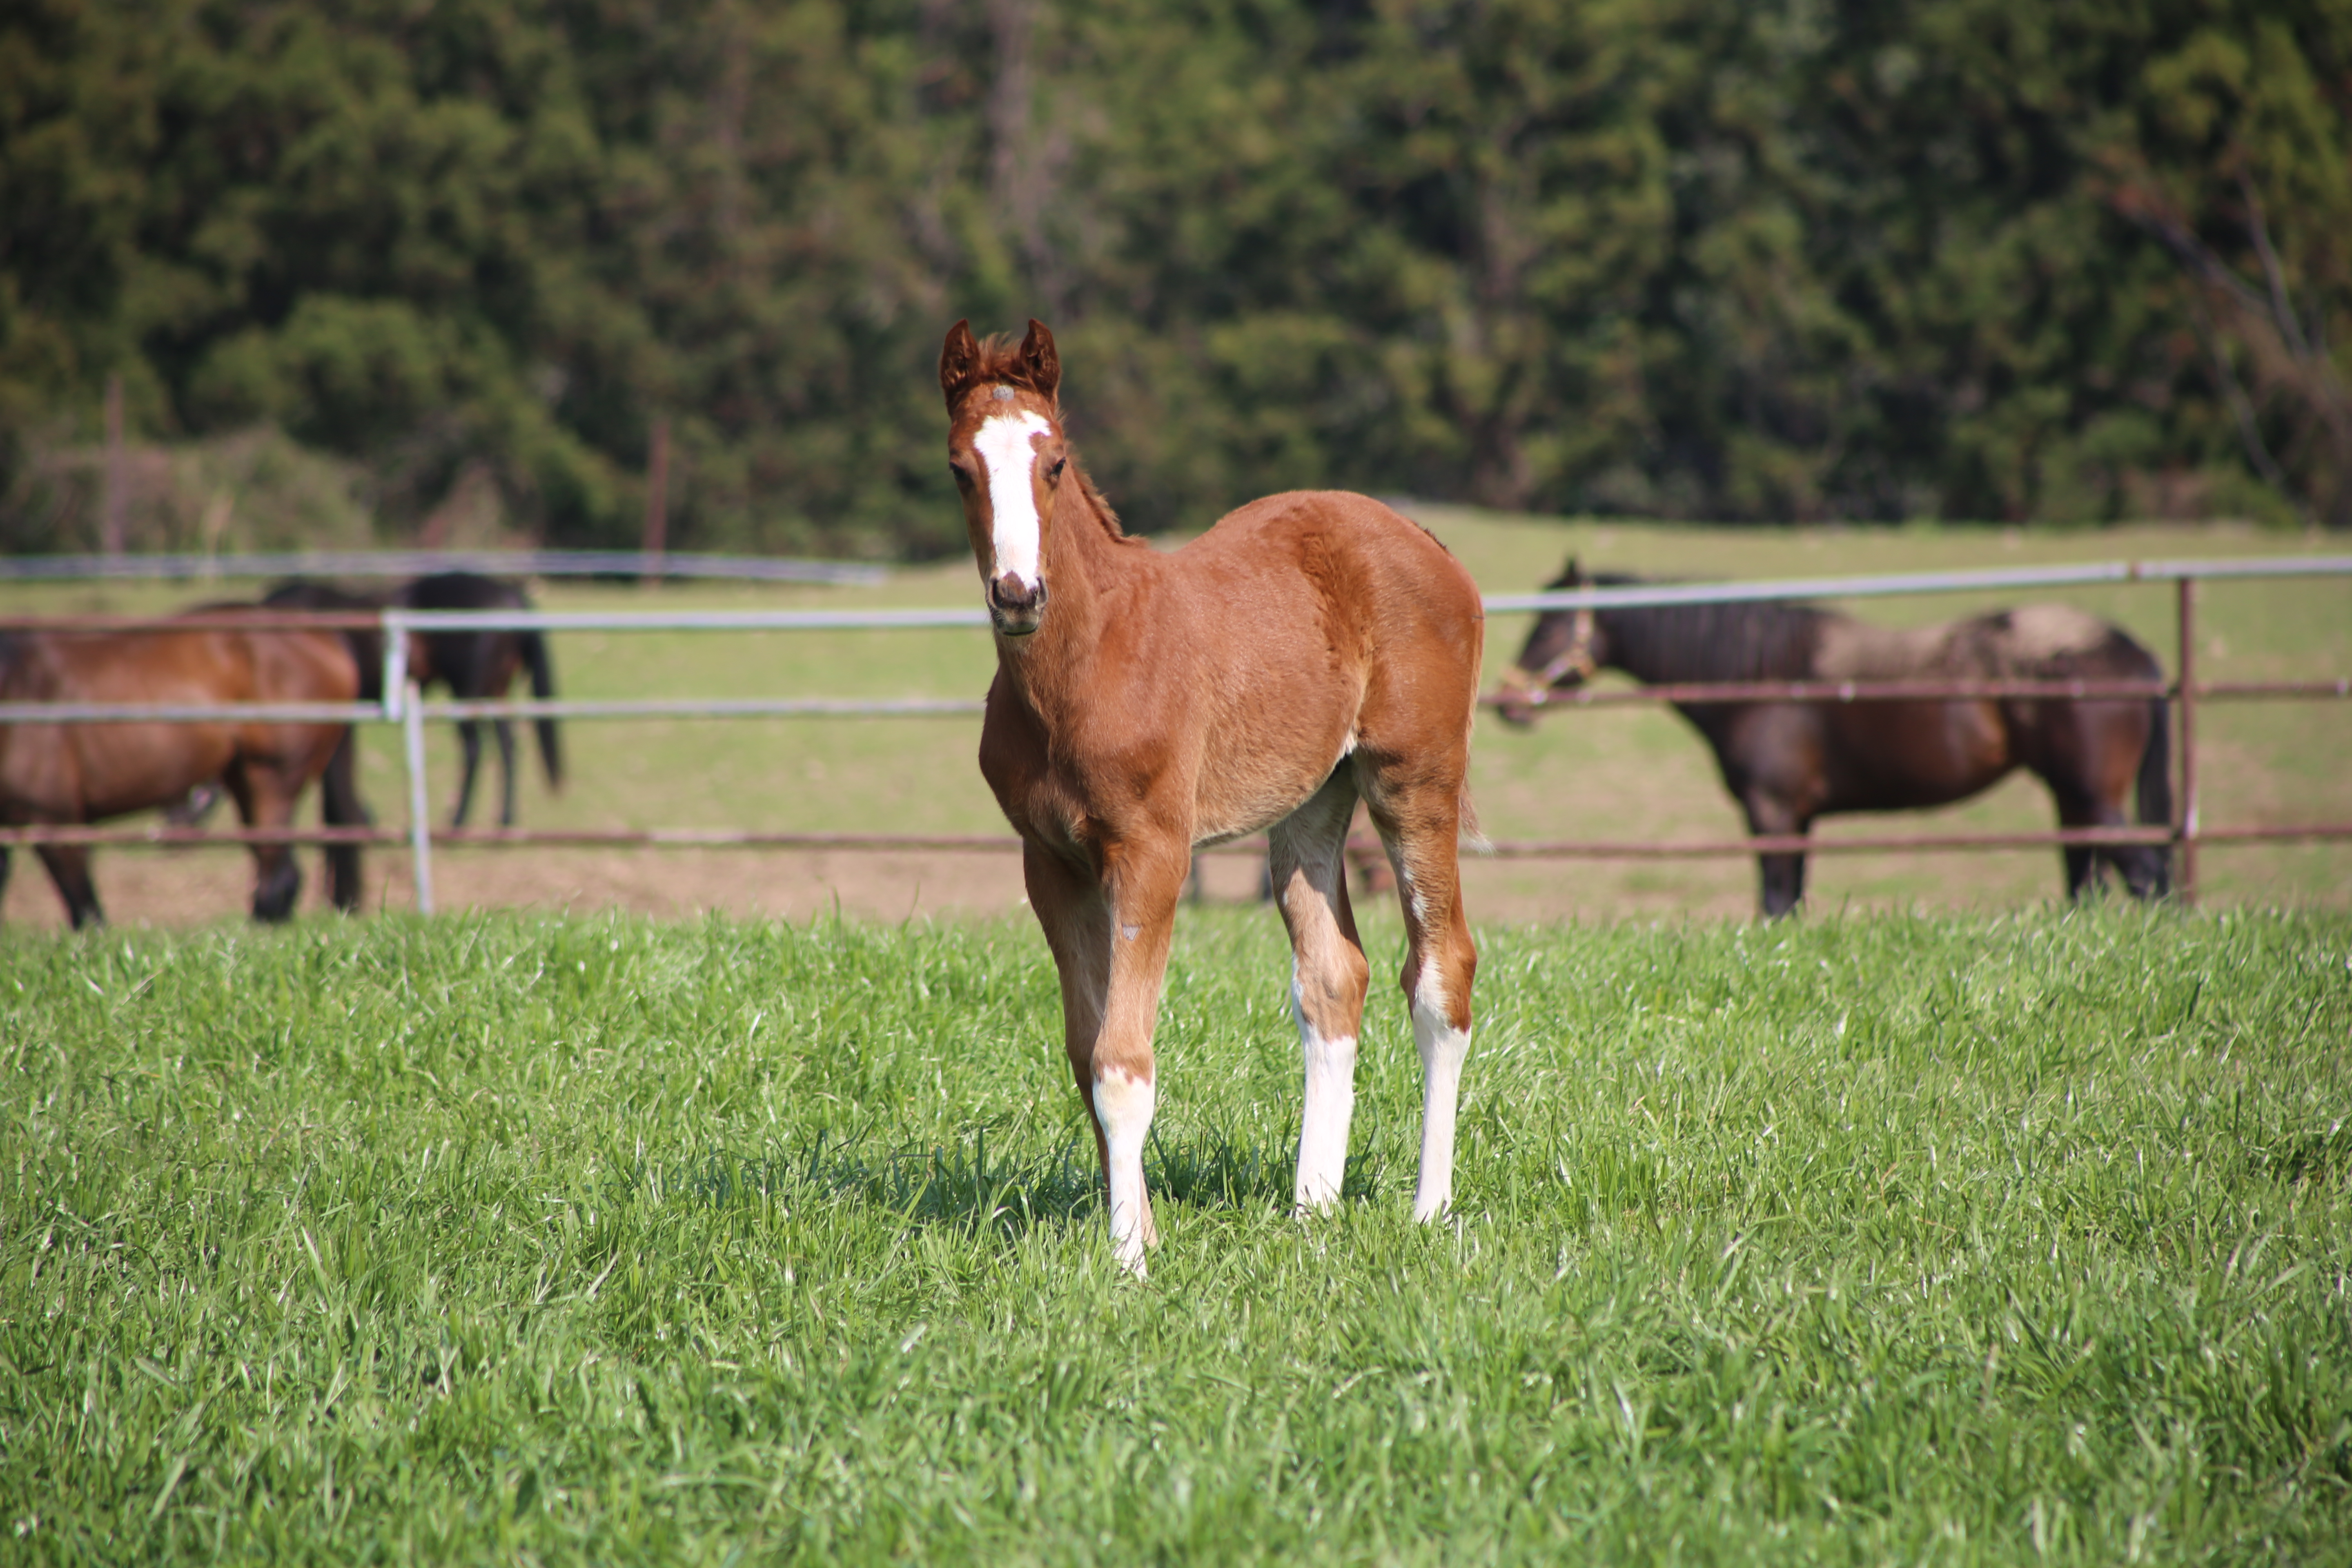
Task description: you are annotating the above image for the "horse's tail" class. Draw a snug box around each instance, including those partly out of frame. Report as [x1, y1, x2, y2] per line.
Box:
[1457, 785, 1491, 855]
[522, 628, 563, 789]
[2138, 690, 2174, 895]
[320, 728, 374, 912]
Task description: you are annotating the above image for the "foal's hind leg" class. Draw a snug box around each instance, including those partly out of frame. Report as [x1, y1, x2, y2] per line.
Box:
[1363, 768, 1478, 1223]
[1270, 769, 1371, 1211]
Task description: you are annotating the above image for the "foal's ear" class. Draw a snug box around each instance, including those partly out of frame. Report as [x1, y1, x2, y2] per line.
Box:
[1018, 319, 1060, 401]
[940, 320, 982, 408]
[1549, 554, 1584, 590]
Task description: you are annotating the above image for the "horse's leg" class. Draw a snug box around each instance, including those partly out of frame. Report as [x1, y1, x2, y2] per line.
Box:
[2089, 706, 2169, 901]
[1742, 795, 1810, 918]
[35, 844, 105, 929]
[319, 729, 372, 913]
[493, 718, 518, 827]
[1025, 840, 1112, 1180]
[2018, 690, 2178, 901]
[225, 763, 303, 922]
[2047, 784, 2118, 900]
[1365, 777, 1479, 1224]
[1269, 770, 1371, 1212]
[450, 719, 483, 828]
[1026, 835, 1186, 1275]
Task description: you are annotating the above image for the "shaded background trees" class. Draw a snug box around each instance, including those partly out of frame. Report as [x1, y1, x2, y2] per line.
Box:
[4, 0, 2349, 557]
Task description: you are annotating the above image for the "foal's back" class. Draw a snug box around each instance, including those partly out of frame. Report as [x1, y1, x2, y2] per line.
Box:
[1159, 490, 1481, 690]
[1146, 490, 1482, 827]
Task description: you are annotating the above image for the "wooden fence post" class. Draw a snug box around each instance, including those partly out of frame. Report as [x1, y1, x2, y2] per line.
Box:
[642, 416, 670, 585]
[101, 374, 127, 557]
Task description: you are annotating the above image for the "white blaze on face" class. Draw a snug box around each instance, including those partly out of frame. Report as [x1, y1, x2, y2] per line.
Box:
[973, 412, 1054, 590]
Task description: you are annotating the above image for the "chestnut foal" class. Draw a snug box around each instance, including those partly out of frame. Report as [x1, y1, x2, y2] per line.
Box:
[941, 320, 1485, 1276]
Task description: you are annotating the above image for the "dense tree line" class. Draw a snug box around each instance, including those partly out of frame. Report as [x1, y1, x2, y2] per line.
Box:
[4, 0, 2349, 557]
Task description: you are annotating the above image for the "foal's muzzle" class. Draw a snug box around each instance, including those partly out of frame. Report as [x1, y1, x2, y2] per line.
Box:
[988, 574, 1047, 637]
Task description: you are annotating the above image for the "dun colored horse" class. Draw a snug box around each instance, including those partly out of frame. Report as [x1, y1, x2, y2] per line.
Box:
[0, 609, 373, 927]
[942, 320, 1486, 1276]
[1494, 559, 2173, 916]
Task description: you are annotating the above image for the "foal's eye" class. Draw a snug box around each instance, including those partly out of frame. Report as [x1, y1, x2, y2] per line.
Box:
[948, 460, 974, 487]
[1047, 457, 1067, 482]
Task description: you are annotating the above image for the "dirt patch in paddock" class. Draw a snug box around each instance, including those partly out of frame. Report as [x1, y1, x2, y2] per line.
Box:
[1, 844, 1029, 930]
[15, 822, 2338, 935]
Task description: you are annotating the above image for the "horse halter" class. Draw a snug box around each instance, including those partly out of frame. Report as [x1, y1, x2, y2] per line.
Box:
[1522, 606, 1598, 700]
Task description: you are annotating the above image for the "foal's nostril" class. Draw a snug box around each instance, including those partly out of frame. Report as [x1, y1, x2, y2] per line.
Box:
[989, 574, 1047, 624]
[993, 574, 1031, 607]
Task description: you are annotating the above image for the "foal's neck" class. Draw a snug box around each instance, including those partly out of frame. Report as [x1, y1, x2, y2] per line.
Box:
[992, 480, 1138, 710]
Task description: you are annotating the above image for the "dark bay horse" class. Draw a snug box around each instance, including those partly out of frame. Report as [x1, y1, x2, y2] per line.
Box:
[1495, 560, 2173, 917]
[249, 575, 561, 828]
[942, 319, 1486, 1275]
[395, 572, 562, 828]
[0, 610, 372, 927]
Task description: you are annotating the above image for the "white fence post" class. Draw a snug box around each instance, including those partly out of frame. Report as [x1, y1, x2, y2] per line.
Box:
[401, 672, 435, 917]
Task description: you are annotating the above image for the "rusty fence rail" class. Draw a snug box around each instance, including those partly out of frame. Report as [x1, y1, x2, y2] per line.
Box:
[0, 555, 2345, 912]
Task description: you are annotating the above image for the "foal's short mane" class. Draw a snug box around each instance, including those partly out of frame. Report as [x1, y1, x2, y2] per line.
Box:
[960, 332, 1126, 537]
[1572, 570, 1831, 683]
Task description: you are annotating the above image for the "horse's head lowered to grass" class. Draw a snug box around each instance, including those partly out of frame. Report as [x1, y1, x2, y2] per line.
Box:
[939, 318, 1082, 639]
[1493, 556, 1604, 726]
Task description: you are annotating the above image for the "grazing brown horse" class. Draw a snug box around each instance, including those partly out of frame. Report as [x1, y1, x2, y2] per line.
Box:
[942, 319, 1486, 1275]
[0, 610, 372, 927]
[1494, 560, 2173, 916]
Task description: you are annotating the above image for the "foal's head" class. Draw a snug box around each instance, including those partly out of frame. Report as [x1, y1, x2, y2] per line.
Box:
[940, 318, 1075, 639]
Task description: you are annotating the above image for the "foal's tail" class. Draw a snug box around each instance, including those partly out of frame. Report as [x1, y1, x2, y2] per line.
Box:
[1457, 786, 1492, 855]
[522, 628, 564, 790]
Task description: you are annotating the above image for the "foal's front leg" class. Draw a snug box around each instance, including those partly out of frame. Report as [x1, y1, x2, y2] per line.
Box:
[1026, 836, 1187, 1276]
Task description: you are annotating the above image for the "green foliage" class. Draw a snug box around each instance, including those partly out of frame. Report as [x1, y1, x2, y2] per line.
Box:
[0, 424, 376, 553]
[4, 0, 2351, 554]
[1, 906, 2348, 1561]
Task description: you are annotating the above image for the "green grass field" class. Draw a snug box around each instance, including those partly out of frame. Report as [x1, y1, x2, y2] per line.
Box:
[4, 904, 2348, 1563]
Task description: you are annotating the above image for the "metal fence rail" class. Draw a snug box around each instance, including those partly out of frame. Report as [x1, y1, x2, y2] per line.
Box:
[0, 548, 886, 586]
[0, 553, 2345, 913]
